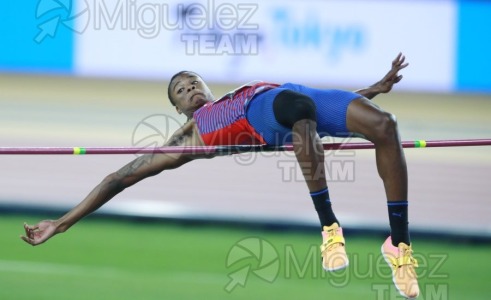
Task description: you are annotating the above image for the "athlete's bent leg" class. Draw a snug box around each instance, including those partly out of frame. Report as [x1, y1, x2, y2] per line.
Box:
[346, 97, 408, 240]
[273, 90, 327, 193]
[273, 90, 348, 271]
[346, 97, 419, 299]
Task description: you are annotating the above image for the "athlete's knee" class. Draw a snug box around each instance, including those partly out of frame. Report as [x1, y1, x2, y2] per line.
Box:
[371, 112, 398, 142]
[273, 90, 317, 128]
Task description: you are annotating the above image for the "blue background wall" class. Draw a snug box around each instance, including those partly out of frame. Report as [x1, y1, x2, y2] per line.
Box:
[456, 0, 491, 92]
[0, 1, 74, 74]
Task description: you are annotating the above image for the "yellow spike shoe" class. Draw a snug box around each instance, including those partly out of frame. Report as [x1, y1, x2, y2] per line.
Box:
[381, 236, 420, 299]
[320, 223, 349, 271]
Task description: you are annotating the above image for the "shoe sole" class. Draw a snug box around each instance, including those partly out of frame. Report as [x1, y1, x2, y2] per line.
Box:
[322, 261, 349, 272]
[380, 245, 417, 300]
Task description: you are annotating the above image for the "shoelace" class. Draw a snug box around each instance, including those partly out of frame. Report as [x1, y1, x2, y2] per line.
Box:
[321, 228, 343, 252]
[390, 246, 418, 277]
[402, 247, 418, 277]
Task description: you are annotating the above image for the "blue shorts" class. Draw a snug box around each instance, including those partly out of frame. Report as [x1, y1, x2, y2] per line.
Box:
[246, 83, 361, 145]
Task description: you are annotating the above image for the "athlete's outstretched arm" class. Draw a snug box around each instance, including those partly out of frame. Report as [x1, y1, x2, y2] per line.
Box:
[354, 52, 408, 100]
[21, 121, 211, 246]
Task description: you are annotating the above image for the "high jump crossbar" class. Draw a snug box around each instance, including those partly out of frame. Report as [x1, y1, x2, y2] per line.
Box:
[0, 139, 490, 155]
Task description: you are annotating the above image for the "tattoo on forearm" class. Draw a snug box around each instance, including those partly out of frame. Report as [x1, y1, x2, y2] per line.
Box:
[167, 131, 189, 146]
[115, 125, 193, 179]
[117, 155, 149, 177]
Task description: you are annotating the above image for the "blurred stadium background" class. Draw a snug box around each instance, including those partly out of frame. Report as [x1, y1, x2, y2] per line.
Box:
[1, 1, 490, 299]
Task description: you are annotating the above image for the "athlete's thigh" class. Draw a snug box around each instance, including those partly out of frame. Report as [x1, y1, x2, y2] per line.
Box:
[346, 97, 390, 138]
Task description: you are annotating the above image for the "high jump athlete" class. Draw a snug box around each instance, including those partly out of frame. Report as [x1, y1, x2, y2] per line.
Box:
[22, 53, 419, 299]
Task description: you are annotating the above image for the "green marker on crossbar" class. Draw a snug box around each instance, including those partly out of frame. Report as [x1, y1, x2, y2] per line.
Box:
[414, 140, 427, 148]
[73, 147, 87, 155]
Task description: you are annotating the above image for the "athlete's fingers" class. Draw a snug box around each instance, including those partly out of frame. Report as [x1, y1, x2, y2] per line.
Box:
[20, 235, 35, 246]
[399, 55, 405, 65]
[393, 52, 402, 66]
[24, 222, 39, 230]
[395, 63, 409, 74]
[24, 223, 40, 239]
[23, 223, 32, 238]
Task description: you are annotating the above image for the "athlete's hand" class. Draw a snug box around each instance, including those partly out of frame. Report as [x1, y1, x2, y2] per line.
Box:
[375, 52, 409, 94]
[20, 220, 59, 246]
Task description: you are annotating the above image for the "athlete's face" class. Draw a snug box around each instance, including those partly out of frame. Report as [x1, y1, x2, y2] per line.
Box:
[170, 72, 214, 118]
